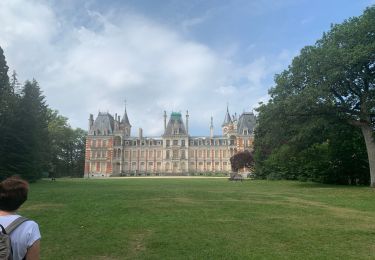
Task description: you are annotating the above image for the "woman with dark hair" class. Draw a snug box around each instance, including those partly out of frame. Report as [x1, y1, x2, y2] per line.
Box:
[0, 176, 41, 260]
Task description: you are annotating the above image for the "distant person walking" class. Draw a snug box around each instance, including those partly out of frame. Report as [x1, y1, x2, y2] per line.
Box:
[0, 176, 41, 260]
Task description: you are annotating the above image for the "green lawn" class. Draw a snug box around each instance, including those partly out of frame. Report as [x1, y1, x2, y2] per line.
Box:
[20, 178, 375, 259]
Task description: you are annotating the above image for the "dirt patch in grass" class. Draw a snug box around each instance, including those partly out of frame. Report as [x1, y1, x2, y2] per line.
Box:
[22, 203, 65, 211]
[90, 256, 120, 260]
[127, 230, 153, 259]
[288, 197, 362, 214]
[287, 197, 375, 224]
[173, 197, 203, 204]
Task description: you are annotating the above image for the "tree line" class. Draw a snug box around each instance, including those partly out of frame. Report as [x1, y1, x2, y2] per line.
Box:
[254, 6, 375, 186]
[0, 46, 86, 181]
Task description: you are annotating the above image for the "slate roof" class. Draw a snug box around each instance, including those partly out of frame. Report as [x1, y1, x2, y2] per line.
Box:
[163, 112, 187, 136]
[121, 108, 131, 127]
[237, 112, 256, 135]
[222, 106, 232, 126]
[89, 112, 114, 135]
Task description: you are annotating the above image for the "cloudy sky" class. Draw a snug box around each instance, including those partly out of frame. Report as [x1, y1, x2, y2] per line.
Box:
[0, 0, 373, 136]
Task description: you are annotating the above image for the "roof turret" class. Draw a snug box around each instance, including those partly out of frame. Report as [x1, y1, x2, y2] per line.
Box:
[163, 112, 187, 136]
[237, 112, 256, 135]
[222, 106, 232, 127]
[121, 104, 131, 127]
[88, 112, 114, 136]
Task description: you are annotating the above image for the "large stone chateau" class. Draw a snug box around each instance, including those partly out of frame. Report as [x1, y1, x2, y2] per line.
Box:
[84, 106, 256, 177]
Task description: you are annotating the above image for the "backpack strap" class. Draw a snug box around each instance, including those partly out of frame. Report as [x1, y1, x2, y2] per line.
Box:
[5, 217, 29, 234]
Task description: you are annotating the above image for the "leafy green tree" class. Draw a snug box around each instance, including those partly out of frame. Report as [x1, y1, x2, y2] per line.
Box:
[70, 128, 86, 177]
[307, 7, 375, 186]
[0, 46, 85, 180]
[230, 150, 254, 172]
[255, 107, 369, 184]
[47, 109, 71, 177]
[48, 109, 86, 177]
[254, 6, 374, 186]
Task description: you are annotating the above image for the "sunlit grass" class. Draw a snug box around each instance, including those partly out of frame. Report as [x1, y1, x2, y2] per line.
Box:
[21, 178, 375, 259]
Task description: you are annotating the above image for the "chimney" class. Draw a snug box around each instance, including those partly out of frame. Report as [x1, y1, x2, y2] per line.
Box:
[186, 110, 189, 135]
[164, 111, 167, 131]
[210, 116, 214, 138]
[139, 128, 143, 139]
[115, 113, 117, 121]
[89, 114, 94, 130]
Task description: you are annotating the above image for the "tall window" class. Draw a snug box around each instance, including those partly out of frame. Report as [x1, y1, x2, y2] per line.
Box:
[173, 150, 178, 159]
[166, 150, 170, 159]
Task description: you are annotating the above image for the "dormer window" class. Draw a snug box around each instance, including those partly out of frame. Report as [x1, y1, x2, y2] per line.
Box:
[243, 128, 248, 135]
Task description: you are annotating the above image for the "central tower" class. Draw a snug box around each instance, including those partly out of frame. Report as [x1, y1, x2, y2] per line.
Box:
[162, 111, 189, 173]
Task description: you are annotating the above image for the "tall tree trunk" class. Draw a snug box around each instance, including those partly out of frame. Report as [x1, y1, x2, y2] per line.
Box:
[360, 125, 375, 187]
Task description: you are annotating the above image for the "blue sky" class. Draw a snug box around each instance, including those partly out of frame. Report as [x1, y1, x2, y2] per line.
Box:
[0, 0, 373, 136]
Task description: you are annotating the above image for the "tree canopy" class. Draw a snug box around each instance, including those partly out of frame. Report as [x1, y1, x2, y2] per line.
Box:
[254, 6, 374, 186]
[48, 109, 86, 178]
[230, 150, 254, 173]
[0, 46, 86, 181]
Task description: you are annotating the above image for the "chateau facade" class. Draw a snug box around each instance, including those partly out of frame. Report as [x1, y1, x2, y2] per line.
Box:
[84, 107, 256, 177]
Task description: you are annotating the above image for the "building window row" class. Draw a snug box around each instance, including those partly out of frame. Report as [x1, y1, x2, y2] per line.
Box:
[189, 139, 229, 146]
[90, 139, 109, 148]
[89, 150, 108, 159]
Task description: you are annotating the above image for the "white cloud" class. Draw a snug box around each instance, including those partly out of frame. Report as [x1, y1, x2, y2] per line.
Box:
[0, 0, 56, 47]
[0, 0, 291, 136]
[214, 85, 237, 96]
[182, 16, 207, 30]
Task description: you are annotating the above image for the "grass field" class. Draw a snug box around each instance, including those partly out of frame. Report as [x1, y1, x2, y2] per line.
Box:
[20, 178, 375, 259]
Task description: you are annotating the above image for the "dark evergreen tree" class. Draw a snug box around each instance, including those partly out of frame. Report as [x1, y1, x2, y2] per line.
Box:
[11, 80, 50, 181]
[0, 46, 16, 179]
[10, 70, 22, 95]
